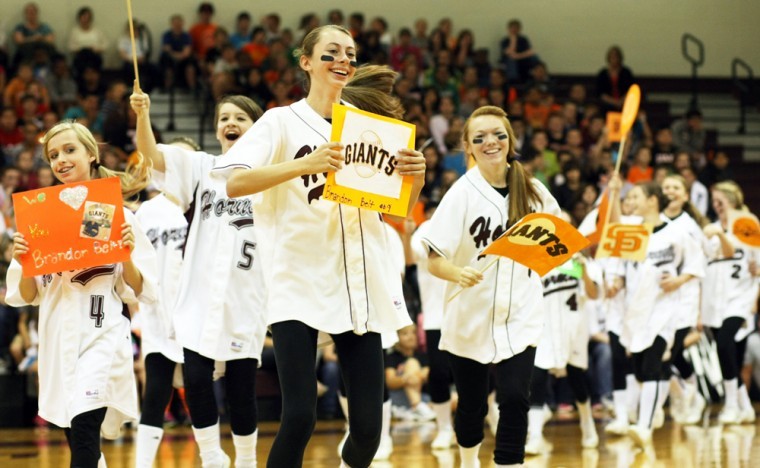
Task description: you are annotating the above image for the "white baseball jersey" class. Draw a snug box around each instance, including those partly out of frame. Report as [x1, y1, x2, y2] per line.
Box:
[598, 215, 641, 337]
[421, 168, 561, 364]
[701, 222, 759, 340]
[382, 222, 405, 349]
[411, 221, 447, 331]
[212, 99, 411, 336]
[135, 194, 187, 363]
[5, 208, 158, 434]
[660, 211, 708, 330]
[622, 221, 704, 353]
[155, 144, 267, 362]
[534, 258, 602, 370]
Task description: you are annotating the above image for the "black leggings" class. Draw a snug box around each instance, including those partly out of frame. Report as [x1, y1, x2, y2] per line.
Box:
[183, 348, 258, 435]
[609, 332, 632, 390]
[268, 321, 384, 468]
[713, 317, 746, 381]
[671, 327, 695, 380]
[449, 347, 535, 466]
[140, 352, 177, 428]
[425, 330, 453, 403]
[64, 407, 107, 468]
[632, 336, 667, 382]
[530, 365, 589, 407]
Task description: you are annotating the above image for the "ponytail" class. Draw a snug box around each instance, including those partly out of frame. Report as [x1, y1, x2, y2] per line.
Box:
[342, 65, 404, 119]
[506, 160, 542, 226]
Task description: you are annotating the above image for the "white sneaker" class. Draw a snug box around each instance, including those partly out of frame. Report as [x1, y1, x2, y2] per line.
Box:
[719, 407, 741, 425]
[652, 408, 665, 429]
[604, 419, 629, 436]
[408, 402, 436, 422]
[524, 433, 544, 456]
[683, 393, 706, 425]
[431, 428, 456, 450]
[739, 407, 756, 424]
[581, 423, 599, 449]
[373, 436, 393, 461]
[627, 426, 652, 449]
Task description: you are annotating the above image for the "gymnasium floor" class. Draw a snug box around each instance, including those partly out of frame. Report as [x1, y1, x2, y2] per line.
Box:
[0, 406, 757, 467]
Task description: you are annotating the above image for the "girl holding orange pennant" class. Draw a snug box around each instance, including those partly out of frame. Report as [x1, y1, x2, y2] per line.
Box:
[211, 25, 425, 468]
[6, 121, 157, 467]
[422, 106, 560, 468]
[702, 181, 759, 425]
[659, 174, 709, 424]
[609, 181, 704, 449]
[131, 89, 267, 468]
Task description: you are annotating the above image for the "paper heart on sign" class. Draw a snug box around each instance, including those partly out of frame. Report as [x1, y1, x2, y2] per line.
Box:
[59, 185, 88, 210]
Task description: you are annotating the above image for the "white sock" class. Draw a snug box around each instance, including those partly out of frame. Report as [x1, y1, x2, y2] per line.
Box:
[458, 443, 481, 468]
[98, 452, 107, 468]
[638, 381, 658, 429]
[738, 384, 752, 412]
[612, 390, 628, 423]
[232, 429, 257, 467]
[577, 400, 594, 430]
[432, 401, 453, 431]
[192, 423, 224, 467]
[381, 400, 392, 441]
[724, 378, 739, 410]
[626, 374, 640, 418]
[527, 407, 545, 438]
[135, 424, 164, 468]
[656, 380, 670, 411]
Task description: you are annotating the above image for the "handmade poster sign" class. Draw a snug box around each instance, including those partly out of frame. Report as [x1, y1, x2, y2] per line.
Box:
[13, 177, 128, 277]
[323, 103, 416, 217]
[595, 222, 653, 261]
[481, 213, 590, 277]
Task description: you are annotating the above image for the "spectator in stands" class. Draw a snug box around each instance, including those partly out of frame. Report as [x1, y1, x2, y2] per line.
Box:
[520, 146, 549, 187]
[411, 19, 429, 62]
[12, 3, 57, 68]
[327, 9, 345, 27]
[189, 2, 217, 61]
[680, 165, 709, 216]
[390, 28, 423, 72]
[700, 149, 734, 189]
[523, 85, 555, 130]
[626, 146, 654, 184]
[347, 12, 365, 46]
[76, 65, 106, 99]
[262, 13, 282, 44]
[15, 148, 38, 190]
[4, 63, 36, 109]
[567, 83, 588, 121]
[595, 45, 634, 115]
[230, 12, 253, 50]
[385, 324, 434, 421]
[420, 144, 444, 204]
[0, 108, 23, 160]
[524, 129, 560, 180]
[452, 29, 475, 71]
[36, 165, 54, 188]
[62, 92, 99, 127]
[499, 19, 538, 84]
[17, 93, 45, 127]
[525, 61, 556, 97]
[546, 112, 567, 153]
[369, 17, 393, 53]
[671, 108, 706, 155]
[295, 13, 320, 45]
[117, 20, 156, 93]
[552, 160, 583, 210]
[430, 95, 457, 155]
[67, 6, 107, 75]
[652, 125, 677, 167]
[565, 128, 586, 161]
[159, 14, 198, 92]
[241, 27, 270, 68]
[43, 55, 77, 115]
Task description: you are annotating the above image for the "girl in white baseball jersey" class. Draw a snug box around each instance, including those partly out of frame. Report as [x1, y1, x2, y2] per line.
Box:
[610, 181, 704, 448]
[130, 92, 267, 468]
[132, 139, 193, 467]
[213, 26, 426, 468]
[6, 121, 157, 468]
[702, 181, 758, 424]
[422, 105, 560, 467]
[660, 174, 709, 423]
[527, 253, 602, 454]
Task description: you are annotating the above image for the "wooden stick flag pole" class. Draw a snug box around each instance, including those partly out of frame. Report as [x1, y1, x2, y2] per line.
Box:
[126, 0, 141, 90]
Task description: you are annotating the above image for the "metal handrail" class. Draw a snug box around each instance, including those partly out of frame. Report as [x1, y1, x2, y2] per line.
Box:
[681, 33, 705, 111]
[732, 58, 754, 134]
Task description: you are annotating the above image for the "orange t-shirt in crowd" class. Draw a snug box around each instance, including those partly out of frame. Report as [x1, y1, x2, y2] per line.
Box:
[189, 23, 217, 60]
[241, 43, 270, 68]
[627, 165, 653, 184]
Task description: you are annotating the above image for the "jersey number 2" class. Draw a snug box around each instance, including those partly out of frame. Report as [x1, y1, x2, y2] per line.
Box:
[237, 241, 256, 270]
[90, 294, 105, 328]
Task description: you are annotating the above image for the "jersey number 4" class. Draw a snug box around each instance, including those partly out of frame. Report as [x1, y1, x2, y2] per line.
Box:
[90, 295, 105, 328]
[565, 293, 578, 312]
[237, 241, 256, 270]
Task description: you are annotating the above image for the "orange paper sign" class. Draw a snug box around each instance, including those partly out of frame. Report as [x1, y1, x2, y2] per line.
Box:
[595, 222, 653, 261]
[481, 213, 590, 276]
[606, 112, 623, 143]
[323, 103, 416, 217]
[12, 177, 129, 277]
[728, 210, 760, 247]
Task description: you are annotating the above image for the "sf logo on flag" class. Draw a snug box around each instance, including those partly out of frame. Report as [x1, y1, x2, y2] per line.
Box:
[596, 223, 652, 261]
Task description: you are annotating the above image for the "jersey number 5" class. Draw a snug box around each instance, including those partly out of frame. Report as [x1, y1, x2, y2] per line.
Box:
[90, 294, 105, 328]
[237, 241, 256, 270]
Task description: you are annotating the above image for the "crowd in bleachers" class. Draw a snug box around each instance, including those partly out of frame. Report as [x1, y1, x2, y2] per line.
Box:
[0, 2, 757, 433]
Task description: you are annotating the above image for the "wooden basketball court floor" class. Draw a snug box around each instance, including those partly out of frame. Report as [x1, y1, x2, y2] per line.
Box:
[1, 406, 758, 467]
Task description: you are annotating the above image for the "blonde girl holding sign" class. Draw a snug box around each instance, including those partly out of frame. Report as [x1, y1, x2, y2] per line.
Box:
[212, 25, 426, 468]
[6, 121, 157, 468]
[422, 105, 560, 467]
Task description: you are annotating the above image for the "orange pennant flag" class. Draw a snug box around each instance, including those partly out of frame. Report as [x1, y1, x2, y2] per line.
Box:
[728, 209, 760, 247]
[481, 213, 590, 276]
[595, 222, 653, 261]
[606, 112, 623, 142]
